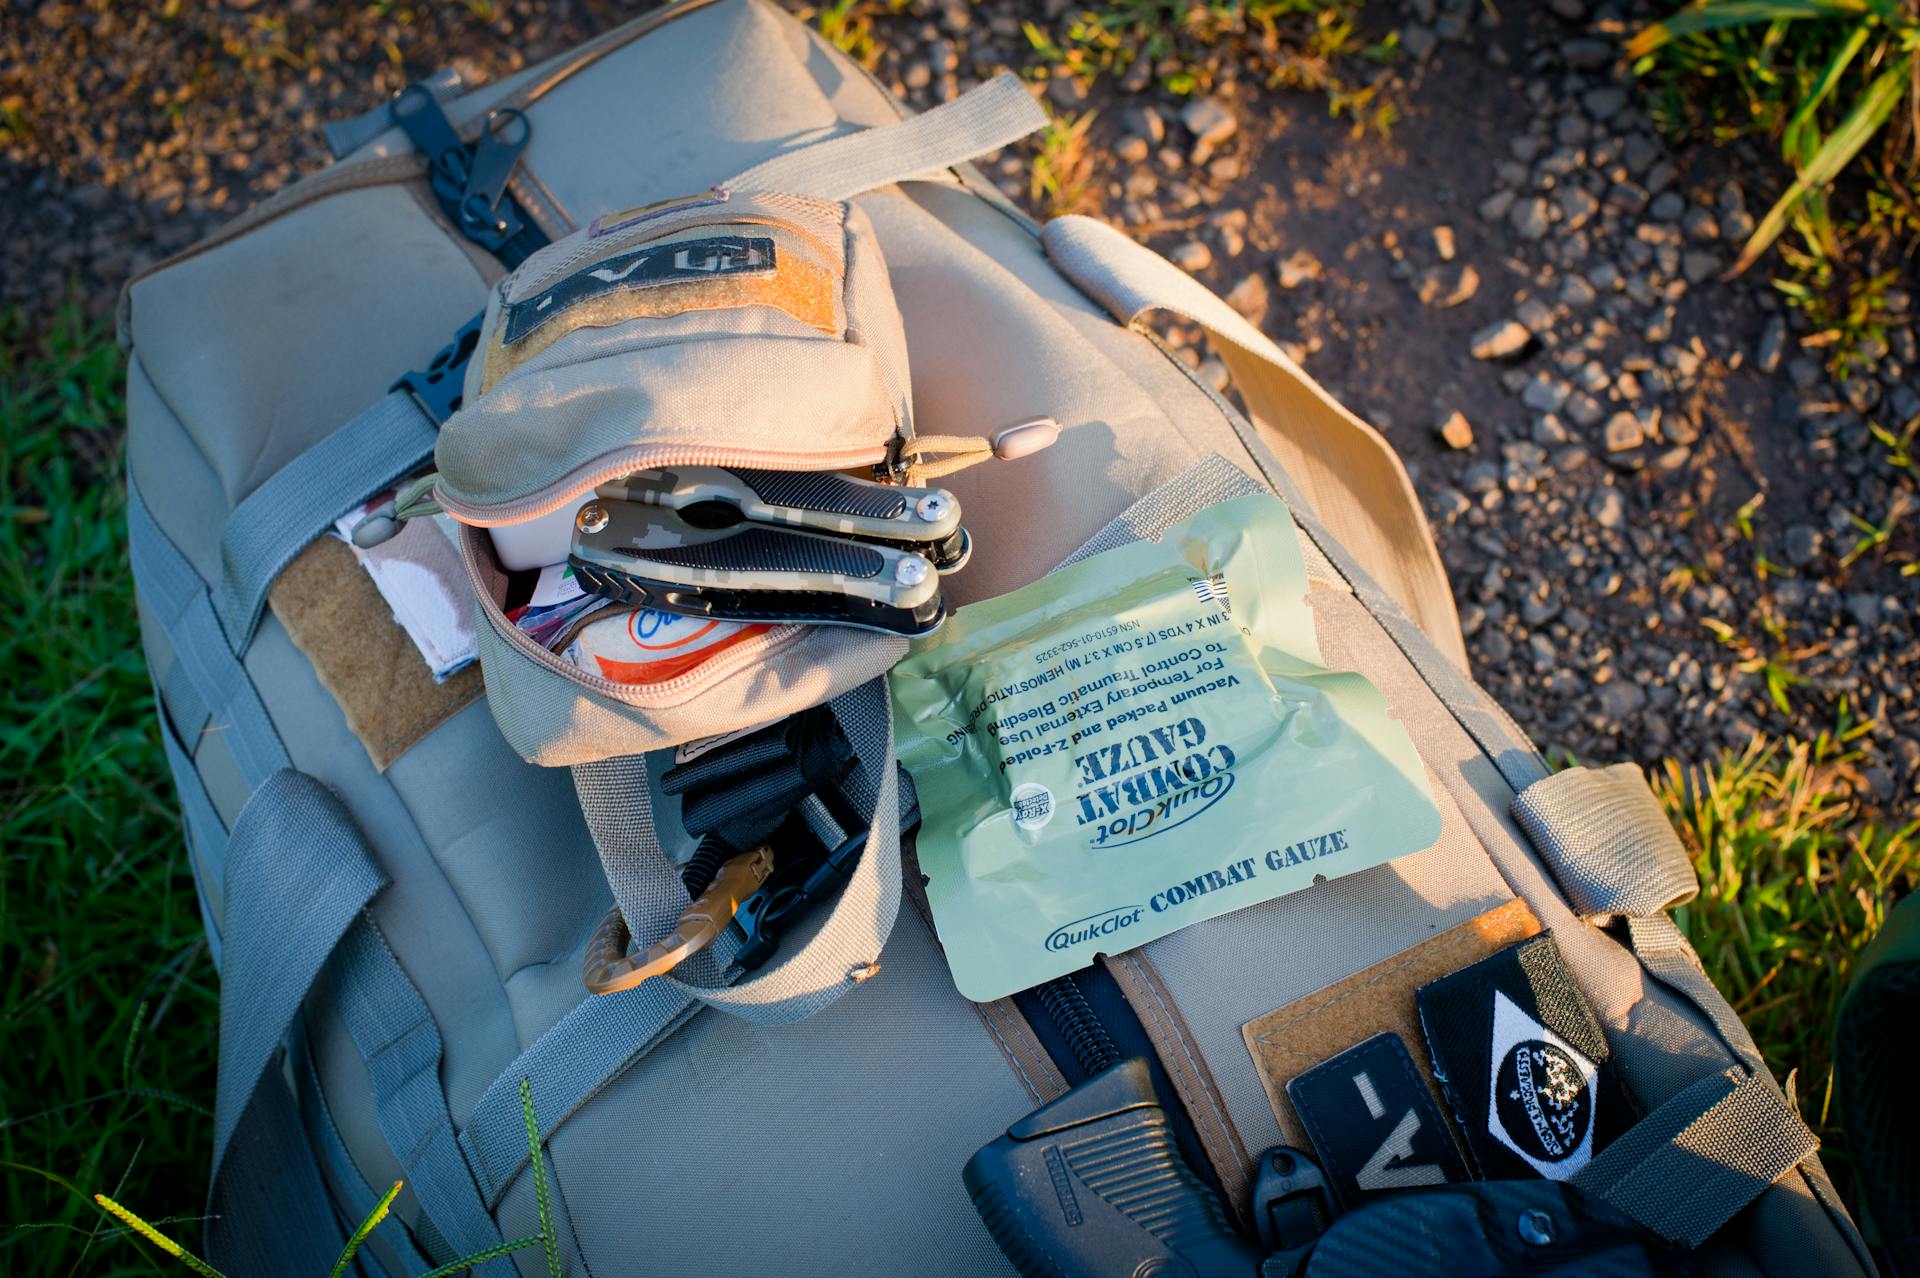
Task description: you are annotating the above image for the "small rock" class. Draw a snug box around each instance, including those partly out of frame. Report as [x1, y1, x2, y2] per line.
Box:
[1533, 414, 1571, 445]
[1510, 196, 1552, 240]
[1470, 319, 1532, 360]
[1845, 593, 1882, 631]
[1557, 186, 1599, 230]
[1516, 297, 1556, 334]
[1547, 0, 1587, 19]
[1182, 96, 1237, 152]
[1598, 679, 1646, 718]
[1433, 225, 1457, 261]
[1783, 524, 1823, 566]
[1224, 272, 1269, 321]
[1649, 191, 1686, 222]
[1521, 373, 1571, 412]
[1564, 37, 1613, 68]
[1603, 411, 1646, 452]
[1402, 24, 1438, 61]
[1755, 315, 1787, 374]
[1560, 274, 1597, 307]
[1415, 263, 1480, 307]
[1682, 250, 1720, 284]
[1170, 240, 1213, 273]
[1565, 392, 1606, 428]
[1275, 247, 1324, 289]
[1115, 134, 1150, 165]
[1437, 410, 1476, 449]
[1582, 87, 1628, 121]
[1127, 106, 1166, 146]
[1683, 207, 1720, 241]
[1479, 189, 1517, 223]
[1479, 631, 1514, 664]
[1196, 358, 1231, 392]
[1623, 134, 1661, 174]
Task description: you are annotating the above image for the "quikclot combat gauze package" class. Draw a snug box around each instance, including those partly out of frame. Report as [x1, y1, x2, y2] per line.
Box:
[890, 494, 1443, 1001]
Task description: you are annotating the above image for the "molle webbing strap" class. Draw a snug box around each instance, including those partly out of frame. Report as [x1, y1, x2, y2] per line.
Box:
[1510, 763, 1699, 923]
[722, 71, 1046, 201]
[214, 389, 439, 649]
[326, 919, 512, 1273]
[207, 768, 387, 1273]
[1040, 214, 1467, 673]
[128, 477, 291, 789]
[1572, 1068, 1817, 1249]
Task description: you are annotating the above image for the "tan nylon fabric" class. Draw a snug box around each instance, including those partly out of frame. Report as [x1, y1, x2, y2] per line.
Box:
[1040, 214, 1467, 671]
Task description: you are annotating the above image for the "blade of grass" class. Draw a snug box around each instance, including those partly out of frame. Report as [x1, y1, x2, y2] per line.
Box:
[91, 1194, 224, 1278]
[1732, 55, 1915, 273]
[329, 1179, 402, 1278]
[1784, 24, 1873, 158]
[1628, 0, 1888, 59]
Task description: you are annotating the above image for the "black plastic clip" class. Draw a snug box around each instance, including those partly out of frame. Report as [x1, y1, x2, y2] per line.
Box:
[390, 82, 544, 266]
[390, 311, 484, 426]
[1249, 1145, 1336, 1277]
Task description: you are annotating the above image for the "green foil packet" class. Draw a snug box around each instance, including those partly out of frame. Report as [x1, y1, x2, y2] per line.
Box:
[889, 494, 1442, 1003]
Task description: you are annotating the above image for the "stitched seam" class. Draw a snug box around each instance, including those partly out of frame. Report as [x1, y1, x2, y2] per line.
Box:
[1120, 953, 1239, 1180]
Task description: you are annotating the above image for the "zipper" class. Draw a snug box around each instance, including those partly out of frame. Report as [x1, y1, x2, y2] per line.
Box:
[457, 523, 813, 704]
[436, 440, 893, 527]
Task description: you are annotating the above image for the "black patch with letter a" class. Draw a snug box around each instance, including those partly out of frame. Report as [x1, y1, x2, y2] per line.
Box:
[1286, 1032, 1469, 1211]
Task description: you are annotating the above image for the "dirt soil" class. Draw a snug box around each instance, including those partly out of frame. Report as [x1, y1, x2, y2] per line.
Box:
[3, 0, 1915, 810]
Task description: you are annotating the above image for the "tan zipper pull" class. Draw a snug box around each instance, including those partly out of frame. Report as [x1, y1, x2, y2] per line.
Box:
[894, 417, 1061, 481]
[350, 472, 445, 548]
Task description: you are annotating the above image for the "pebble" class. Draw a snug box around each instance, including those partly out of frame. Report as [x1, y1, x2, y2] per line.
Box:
[1755, 315, 1788, 374]
[1603, 411, 1646, 452]
[1510, 197, 1552, 241]
[1480, 631, 1514, 663]
[1225, 272, 1269, 321]
[1171, 241, 1213, 273]
[1784, 524, 1823, 566]
[1115, 135, 1150, 164]
[1480, 189, 1517, 222]
[1516, 297, 1556, 334]
[1682, 207, 1719, 242]
[1438, 410, 1476, 449]
[1433, 225, 1457, 261]
[1275, 248, 1324, 289]
[1196, 358, 1231, 392]
[1581, 87, 1627, 121]
[1564, 38, 1614, 68]
[1681, 250, 1720, 284]
[1402, 25, 1438, 61]
[1565, 392, 1605, 428]
[1470, 319, 1532, 360]
[1560, 274, 1597, 307]
[1182, 96, 1237, 154]
[1598, 679, 1646, 718]
[1415, 264, 1480, 307]
[1649, 191, 1685, 222]
[1521, 373, 1571, 412]
[1557, 187, 1599, 230]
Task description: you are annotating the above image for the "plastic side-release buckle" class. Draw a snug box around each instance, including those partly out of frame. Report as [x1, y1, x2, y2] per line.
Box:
[390, 311, 484, 426]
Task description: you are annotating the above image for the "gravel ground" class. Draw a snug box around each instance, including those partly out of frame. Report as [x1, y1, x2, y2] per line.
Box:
[4, 0, 1915, 811]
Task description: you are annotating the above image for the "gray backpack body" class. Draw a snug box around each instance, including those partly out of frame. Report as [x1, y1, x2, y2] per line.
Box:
[123, 2, 1871, 1273]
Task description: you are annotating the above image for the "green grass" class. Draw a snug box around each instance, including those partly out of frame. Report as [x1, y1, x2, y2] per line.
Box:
[1657, 719, 1918, 1192]
[0, 305, 560, 1275]
[0, 303, 218, 1275]
[1022, 0, 1397, 133]
[1, 303, 1910, 1265]
[1633, 0, 1920, 375]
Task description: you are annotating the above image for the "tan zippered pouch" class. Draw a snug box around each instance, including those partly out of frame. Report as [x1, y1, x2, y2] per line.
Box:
[433, 189, 917, 763]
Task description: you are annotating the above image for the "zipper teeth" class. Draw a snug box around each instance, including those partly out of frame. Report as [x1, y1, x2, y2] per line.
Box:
[458, 523, 809, 701]
[437, 441, 892, 526]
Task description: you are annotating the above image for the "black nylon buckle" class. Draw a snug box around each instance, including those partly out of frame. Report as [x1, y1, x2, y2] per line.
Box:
[390, 312, 483, 426]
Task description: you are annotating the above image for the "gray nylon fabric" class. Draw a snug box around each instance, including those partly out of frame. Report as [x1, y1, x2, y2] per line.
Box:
[211, 1043, 355, 1273]
[1629, 914, 1768, 1073]
[1574, 1068, 1818, 1249]
[1512, 763, 1700, 921]
[294, 1022, 434, 1277]
[327, 918, 512, 1272]
[722, 70, 1044, 200]
[157, 711, 229, 962]
[127, 477, 291, 788]
[208, 767, 388, 1270]
[216, 388, 438, 648]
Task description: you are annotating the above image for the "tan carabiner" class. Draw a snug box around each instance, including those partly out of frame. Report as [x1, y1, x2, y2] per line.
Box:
[582, 847, 774, 995]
